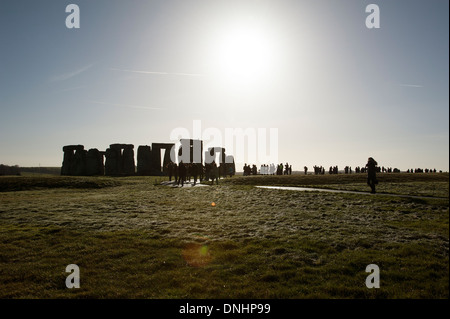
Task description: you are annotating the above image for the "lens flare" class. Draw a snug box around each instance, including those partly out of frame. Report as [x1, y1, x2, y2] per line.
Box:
[182, 243, 212, 268]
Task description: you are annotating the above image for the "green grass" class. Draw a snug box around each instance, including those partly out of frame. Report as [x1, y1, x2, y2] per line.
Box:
[222, 173, 449, 198]
[0, 173, 448, 298]
[0, 175, 123, 192]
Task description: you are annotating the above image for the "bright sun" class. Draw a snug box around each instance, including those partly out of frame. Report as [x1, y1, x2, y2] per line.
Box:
[213, 23, 275, 86]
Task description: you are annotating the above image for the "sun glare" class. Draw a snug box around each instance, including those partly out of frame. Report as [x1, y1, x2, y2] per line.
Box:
[213, 23, 275, 86]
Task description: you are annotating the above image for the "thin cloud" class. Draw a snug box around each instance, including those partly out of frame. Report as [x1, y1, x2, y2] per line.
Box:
[51, 64, 94, 82]
[109, 67, 204, 77]
[60, 86, 86, 92]
[399, 83, 423, 88]
[88, 100, 164, 110]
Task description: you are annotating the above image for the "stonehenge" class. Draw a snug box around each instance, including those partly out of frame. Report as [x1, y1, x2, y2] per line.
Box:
[61, 139, 235, 177]
[105, 144, 135, 176]
[151, 143, 176, 175]
[86, 148, 104, 176]
[179, 139, 203, 164]
[61, 145, 86, 176]
[61, 145, 105, 176]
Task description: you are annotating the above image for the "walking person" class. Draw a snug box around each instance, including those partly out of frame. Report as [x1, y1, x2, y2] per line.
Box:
[173, 163, 179, 184]
[366, 157, 378, 193]
[210, 161, 219, 185]
[167, 162, 174, 181]
[191, 163, 199, 186]
[178, 161, 186, 187]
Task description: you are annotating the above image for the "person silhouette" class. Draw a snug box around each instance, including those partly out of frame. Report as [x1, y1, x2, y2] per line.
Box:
[178, 161, 186, 186]
[366, 157, 378, 193]
[209, 161, 219, 185]
[191, 163, 199, 186]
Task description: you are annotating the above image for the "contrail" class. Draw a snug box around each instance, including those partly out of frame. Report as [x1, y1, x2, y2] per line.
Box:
[399, 83, 423, 88]
[51, 64, 94, 82]
[60, 86, 86, 92]
[88, 100, 164, 110]
[109, 67, 205, 77]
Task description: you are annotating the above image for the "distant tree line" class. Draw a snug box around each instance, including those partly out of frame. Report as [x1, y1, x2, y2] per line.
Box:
[0, 165, 62, 176]
[20, 167, 61, 175]
[0, 164, 21, 176]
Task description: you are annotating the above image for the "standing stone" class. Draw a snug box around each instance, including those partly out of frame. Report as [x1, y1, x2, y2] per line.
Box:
[61, 148, 74, 175]
[110, 144, 124, 175]
[151, 143, 175, 175]
[86, 148, 104, 176]
[74, 148, 87, 176]
[179, 139, 203, 164]
[61, 145, 85, 176]
[122, 145, 135, 175]
[105, 144, 135, 176]
[105, 147, 120, 176]
[137, 145, 152, 176]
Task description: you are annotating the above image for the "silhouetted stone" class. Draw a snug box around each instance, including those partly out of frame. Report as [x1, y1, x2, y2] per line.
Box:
[74, 148, 87, 176]
[105, 147, 120, 176]
[137, 145, 152, 176]
[61, 145, 85, 176]
[61, 149, 74, 175]
[104, 144, 135, 176]
[61, 139, 240, 178]
[179, 139, 203, 164]
[205, 147, 226, 164]
[123, 145, 135, 175]
[151, 143, 175, 175]
[110, 144, 124, 174]
[86, 148, 104, 176]
[205, 147, 227, 177]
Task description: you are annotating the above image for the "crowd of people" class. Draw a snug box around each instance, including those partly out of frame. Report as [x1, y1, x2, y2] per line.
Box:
[242, 158, 384, 193]
[165, 157, 443, 192]
[166, 161, 234, 186]
[241, 162, 442, 177]
[407, 168, 440, 173]
[308, 165, 410, 175]
[242, 163, 292, 176]
[311, 165, 339, 175]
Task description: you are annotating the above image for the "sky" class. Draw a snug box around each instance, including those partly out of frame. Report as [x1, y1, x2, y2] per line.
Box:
[0, 0, 448, 171]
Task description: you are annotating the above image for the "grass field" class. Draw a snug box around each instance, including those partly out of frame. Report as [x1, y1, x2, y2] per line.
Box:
[0, 173, 448, 298]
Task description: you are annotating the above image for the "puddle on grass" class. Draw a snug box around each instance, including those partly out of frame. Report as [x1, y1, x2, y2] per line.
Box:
[255, 186, 445, 200]
[161, 180, 209, 188]
[256, 186, 362, 194]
